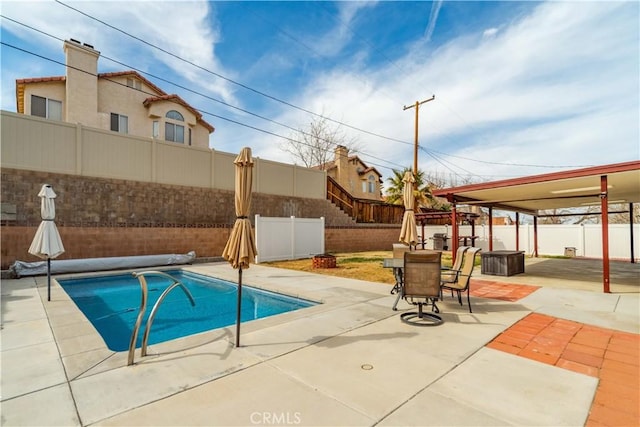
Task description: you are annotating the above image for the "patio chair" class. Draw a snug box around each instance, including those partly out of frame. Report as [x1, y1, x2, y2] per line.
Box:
[392, 243, 412, 259]
[441, 246, 470, 286]
[440, 247, 481, 313]
[400, 251, 443, 326]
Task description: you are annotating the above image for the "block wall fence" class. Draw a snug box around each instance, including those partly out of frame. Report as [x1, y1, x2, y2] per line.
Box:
[0, 168, 400, 269]
[1, 225, 401, 270]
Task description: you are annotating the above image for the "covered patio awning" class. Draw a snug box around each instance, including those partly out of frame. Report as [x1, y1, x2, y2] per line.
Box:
[432, 160, 640, 293]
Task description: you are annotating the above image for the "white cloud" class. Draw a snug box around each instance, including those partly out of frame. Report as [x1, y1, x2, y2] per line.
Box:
[424, 0, 443, 42]
[1, 0, 237, 104]
[247, 1, 638, 183]
[483, 28, 498, 38]
[307, 1, 378, 58]
[3, 1, 637, 186]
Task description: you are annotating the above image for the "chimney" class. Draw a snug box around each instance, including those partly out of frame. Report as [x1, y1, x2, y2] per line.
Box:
[63, 39, 100, 126]
[334, 145, 349, 181]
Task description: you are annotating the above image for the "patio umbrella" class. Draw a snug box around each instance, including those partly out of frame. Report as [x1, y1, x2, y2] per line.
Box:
[28, 184, 65, 301]
[399, 171, 418, 247]
[222, 147, 258, 348]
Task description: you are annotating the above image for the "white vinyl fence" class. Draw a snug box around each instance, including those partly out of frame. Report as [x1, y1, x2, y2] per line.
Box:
[418, 224, 639, 260]
[255, 215, 325, 263]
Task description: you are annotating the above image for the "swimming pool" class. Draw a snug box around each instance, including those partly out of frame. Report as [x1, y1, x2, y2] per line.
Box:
[58, 270, 316, 351]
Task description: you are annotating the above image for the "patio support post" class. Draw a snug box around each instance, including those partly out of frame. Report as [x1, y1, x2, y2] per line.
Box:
[451, 204, 459, 261]
[533, 216, 539, 257]
[471, 218, 476, 247]
[601, 175, 610, 293]
[515, 212, 520, 251]
[488, 207, 494, 251]
[630, 203, 635, 264]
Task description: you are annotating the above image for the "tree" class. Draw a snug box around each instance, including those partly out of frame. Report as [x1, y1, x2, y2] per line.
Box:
[610, 203, 640, 224]
[280, 114, 359, 169]
[538, 204, 634, 225]
[385, 167, 447, 210]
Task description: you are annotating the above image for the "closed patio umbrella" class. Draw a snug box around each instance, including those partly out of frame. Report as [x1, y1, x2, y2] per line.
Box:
[399, 171, 418, 247]
[222, 147, 258, 348]
[28, 184, 65, 301]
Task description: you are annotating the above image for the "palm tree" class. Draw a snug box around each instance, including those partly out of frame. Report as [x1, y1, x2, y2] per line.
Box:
[385, 167, 446, 210]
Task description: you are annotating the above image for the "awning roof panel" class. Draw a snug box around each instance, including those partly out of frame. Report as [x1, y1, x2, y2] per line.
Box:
[432, 161, 640, 214]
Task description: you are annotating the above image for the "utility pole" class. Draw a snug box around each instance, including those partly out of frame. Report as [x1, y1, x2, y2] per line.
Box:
[403, 95, 435, 174]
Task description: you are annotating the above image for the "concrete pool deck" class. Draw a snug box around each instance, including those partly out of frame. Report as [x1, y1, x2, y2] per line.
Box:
[1, 259, 638, 426]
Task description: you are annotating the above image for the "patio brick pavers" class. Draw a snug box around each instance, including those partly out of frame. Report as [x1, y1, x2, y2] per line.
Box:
[471, 280, 639, 426]
[487, 312, 640, 427]
[469, 279, 540, 301]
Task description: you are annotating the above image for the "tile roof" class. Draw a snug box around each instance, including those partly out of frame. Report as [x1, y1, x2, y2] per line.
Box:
[99, 71, 167, 96]
[143, 94, 215, 133]
[16, 76, 66, 84]
[15, 77, 65, 113]
[15, 71, 214, 133]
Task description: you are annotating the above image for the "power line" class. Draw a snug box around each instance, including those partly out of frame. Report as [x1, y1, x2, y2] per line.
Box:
[426, 147, 595, 169]
[313, 2, 598, 172]
[0, 17, 407, 171]
[1, 39, 404, 174]
[1, 8, 595, 173]
[52, 0, 413, 147]
[59, 0, 594, 173]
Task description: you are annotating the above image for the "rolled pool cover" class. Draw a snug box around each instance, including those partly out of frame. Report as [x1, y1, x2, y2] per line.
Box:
[10, 251, 196, 277]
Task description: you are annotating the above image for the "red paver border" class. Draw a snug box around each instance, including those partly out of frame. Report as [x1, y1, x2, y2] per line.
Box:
[470, 279, 540, 302]
[487, 313, 640, 426]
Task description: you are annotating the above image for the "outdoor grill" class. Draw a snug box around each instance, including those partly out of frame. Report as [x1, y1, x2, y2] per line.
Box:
[432, 233, 448, 251]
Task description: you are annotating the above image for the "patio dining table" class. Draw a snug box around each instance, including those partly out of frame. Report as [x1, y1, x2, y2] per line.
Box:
[383, 257, 405, 311]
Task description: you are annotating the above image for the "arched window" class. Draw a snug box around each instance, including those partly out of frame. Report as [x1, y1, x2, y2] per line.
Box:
[166, 110, 184, 121]
[165, 110, 184, 143]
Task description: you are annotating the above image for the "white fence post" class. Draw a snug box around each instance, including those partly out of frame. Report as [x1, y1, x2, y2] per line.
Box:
[320, 217, 325, 254]
[254, 214, 261, 263]
[290, 216, 296, 260]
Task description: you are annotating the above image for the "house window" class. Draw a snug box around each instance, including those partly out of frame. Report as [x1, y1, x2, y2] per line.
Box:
[165, 110, 184, 143]
[368, 175, 376, 193]
[152, 121, 159, 138]
[166, 110, 184, 121]
[110, 113, 128, 134]
[126, 78, 141, 90]
[362, 181, 367, 193]
[31, 95, 62, 120]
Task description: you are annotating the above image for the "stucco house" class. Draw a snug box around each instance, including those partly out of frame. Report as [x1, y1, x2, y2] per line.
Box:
[15, 39, 214, 148]
[316, 145, 383, 201]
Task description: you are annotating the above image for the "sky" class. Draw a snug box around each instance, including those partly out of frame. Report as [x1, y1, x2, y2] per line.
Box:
[1, 0, 638, 191]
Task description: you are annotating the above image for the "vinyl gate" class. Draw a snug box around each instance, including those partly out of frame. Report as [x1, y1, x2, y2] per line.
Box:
[254, 215, 325, 263]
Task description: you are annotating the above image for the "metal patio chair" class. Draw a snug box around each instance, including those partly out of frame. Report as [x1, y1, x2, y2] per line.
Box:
[400, 251, 443, 326]
[440, 247, 481, 313]
[441, 246, 470, 289]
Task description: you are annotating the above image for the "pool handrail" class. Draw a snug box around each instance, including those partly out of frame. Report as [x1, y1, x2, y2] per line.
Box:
[128, 271, 196, 366]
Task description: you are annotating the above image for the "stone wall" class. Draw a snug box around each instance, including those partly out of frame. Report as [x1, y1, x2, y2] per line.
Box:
[1, 168, 354, 227]
[1, 169, 402, 269]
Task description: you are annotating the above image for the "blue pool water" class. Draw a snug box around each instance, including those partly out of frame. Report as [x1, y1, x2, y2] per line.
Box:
[58, 270, 316, 351]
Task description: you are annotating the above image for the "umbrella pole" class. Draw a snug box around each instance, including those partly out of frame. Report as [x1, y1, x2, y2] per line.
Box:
[235, 266, 242, 347]
[47, 258, 51, 301]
